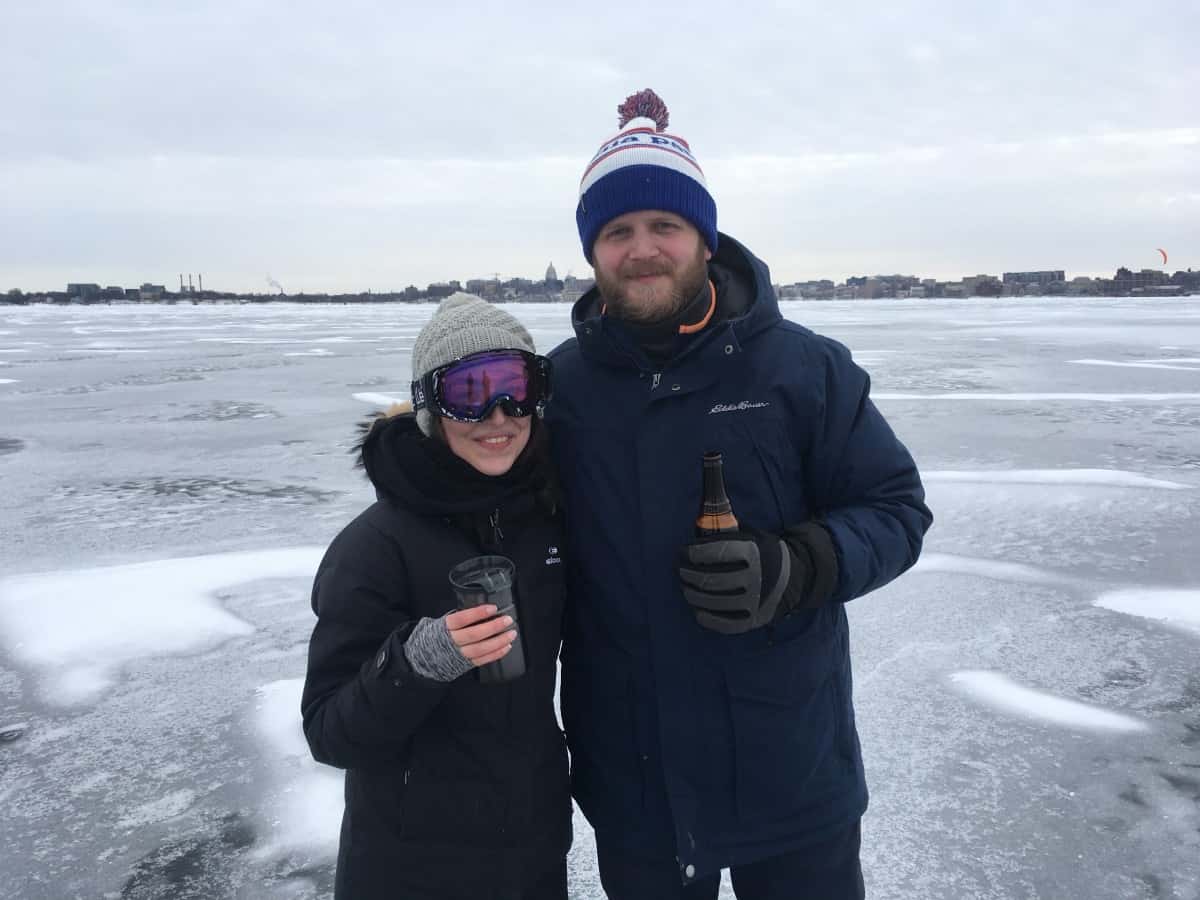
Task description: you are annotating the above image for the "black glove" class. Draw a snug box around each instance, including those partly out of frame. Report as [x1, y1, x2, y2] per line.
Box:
[678, 528, 795, 634]
[678, 523, 839, 635]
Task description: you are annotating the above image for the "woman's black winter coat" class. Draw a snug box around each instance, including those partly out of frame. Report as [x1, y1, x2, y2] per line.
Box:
[301, 410, 571, 900]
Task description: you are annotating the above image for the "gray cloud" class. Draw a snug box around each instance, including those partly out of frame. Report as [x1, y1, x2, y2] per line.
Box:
[2, 0, 1197, 291]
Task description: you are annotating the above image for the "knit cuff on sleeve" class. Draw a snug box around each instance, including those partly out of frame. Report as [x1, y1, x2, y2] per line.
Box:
[402, 616, 475, 683]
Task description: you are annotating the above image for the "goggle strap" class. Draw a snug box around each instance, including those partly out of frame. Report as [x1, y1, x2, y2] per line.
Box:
[410, 378, 430, 412]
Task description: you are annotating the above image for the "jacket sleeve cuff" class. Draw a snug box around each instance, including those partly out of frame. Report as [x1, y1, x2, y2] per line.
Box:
[364, 621, 455, 694]
[782, 521, 840, 609]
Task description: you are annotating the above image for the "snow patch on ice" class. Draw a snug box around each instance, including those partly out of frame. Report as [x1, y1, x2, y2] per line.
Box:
[923, 469, 1191, 490]
[949, 671, 1149, 733]
[116, 788, 198, 830]
[874, 392, 1200, 402]
[1069, 358, 1200, 371]
[0, 379, 18, 385]
[252, 678, 342, 857]
[0, 547, 324, 705]
[64, 348, 151, 354]
[352, 391, 406, 408]
[912, 553, 1076, 587]
[1094, 589, 1200, 636]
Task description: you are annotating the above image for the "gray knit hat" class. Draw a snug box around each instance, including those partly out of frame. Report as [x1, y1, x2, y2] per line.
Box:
[411, 292, 536, 436]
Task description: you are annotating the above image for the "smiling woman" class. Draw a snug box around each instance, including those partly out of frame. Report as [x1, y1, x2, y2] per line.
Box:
[300, 292, 571, 900]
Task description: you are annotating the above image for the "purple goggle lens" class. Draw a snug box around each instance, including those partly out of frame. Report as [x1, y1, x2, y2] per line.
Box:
[440, 352, 530, 417]
[413, 349, 551, 423]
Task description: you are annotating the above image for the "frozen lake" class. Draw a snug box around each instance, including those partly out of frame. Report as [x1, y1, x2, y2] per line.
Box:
[2, 297, 1199, 899]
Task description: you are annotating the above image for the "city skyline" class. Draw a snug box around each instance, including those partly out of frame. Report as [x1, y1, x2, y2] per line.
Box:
[9, 261, 1197, 305]
[2, 1, 1197, 293]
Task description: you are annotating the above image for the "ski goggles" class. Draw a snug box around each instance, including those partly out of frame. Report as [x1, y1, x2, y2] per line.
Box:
[412, 349, 552, 423]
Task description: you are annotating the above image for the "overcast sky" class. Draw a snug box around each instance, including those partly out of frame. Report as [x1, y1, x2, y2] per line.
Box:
[2, 0, 1197, 293]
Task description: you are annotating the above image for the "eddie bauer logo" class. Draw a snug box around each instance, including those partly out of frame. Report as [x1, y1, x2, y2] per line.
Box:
[709, 400, 770, 414]
[545, 546, 562, 566]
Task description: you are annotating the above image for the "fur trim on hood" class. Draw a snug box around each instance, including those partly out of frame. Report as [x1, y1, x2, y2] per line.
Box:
[352, 401, 412, 469]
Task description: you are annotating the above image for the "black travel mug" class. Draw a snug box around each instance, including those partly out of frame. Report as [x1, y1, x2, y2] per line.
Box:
[447, 555, 527, 683]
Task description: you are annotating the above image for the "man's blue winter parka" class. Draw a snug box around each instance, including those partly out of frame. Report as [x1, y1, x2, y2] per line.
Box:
[545, 233, 932, 882]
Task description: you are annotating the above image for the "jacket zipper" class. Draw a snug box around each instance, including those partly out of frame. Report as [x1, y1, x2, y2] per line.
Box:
[651, 372, 662, 390]
[489, 508, 504, 545]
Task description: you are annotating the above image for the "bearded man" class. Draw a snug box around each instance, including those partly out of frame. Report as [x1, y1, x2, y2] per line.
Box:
[545, 89, 932, 900]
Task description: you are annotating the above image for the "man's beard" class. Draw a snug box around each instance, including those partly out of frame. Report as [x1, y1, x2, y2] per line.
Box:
[595, 243, 710, 326]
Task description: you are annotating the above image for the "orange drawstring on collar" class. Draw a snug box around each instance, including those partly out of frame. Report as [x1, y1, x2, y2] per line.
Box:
[678, 281, 716, 334]
[599, 280, 716, 335]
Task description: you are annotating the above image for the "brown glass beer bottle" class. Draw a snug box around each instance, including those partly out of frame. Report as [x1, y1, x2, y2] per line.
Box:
[696, 451, 740, 535]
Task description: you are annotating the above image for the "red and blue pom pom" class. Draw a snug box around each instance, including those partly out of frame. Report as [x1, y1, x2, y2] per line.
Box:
[617, 89, 669, 132]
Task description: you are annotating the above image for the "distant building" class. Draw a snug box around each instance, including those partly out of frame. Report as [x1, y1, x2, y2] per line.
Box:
[426, 282, 458, 299]
[779, 280, 835, 300]
[545, 262, 558, 284]
[563, 275, 593, 294]
[67, 283, 101, 301]
[139, 283, 166, 301]
[1134, 268, 1169, 289]
[465, 278, 502, 300]
[1113, 267, 1169, 293]
[1067, 277, 1097, 296]
[1002, 270, 1066, 287]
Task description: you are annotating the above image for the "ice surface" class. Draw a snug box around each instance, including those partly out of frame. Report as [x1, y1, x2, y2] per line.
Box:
[115, 788, 199, 830]
[922, 468, 1192, 489]
[949, 671, 1149, 732]
[0, 378, 18, 384]
[1094, 589, 1200, 636]
[912, 552, 1076, 587]
[0, 548, 323, 705]
[2, 297, 1198, 900]
[65, 348, 151, 354]
[875, 391, 1200, 401]
[1069, 358, 1200, 371]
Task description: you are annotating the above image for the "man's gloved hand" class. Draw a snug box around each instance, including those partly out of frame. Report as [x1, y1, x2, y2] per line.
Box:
[678, 528, 797, 634]
[678, 523, 839, 635]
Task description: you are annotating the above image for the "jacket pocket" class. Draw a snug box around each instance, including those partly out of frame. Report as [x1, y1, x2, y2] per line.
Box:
[721, 612, 851, 823]
[346, 765, 409, 836]
[702, 417, 807, 532]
